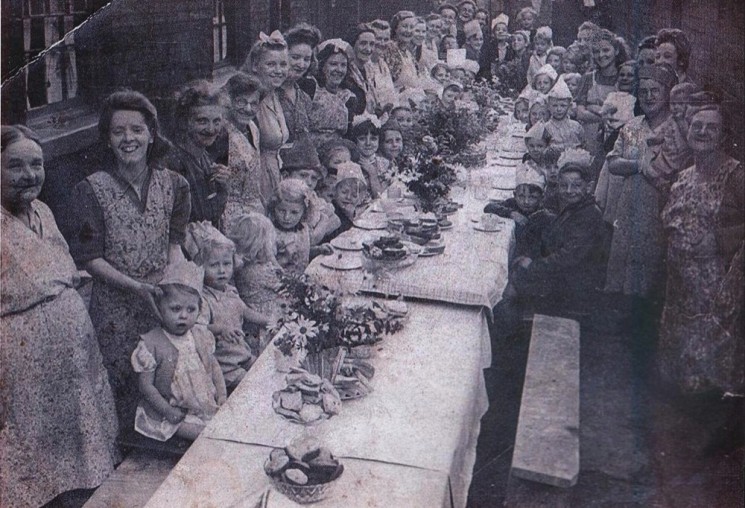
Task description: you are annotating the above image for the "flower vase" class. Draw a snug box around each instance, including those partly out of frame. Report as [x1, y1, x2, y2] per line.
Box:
[302, 347, 345, 381]
[274, 346, 307, 373]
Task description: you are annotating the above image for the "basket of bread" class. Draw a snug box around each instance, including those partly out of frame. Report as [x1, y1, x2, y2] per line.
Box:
[272, 368, 342, 424]
[264, 436, 344, 504]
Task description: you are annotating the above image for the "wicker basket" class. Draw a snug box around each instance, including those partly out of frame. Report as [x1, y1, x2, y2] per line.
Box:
[270, 476, 339, 504]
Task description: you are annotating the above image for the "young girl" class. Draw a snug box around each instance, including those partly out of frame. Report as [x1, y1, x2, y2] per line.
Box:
[441, 82, 463, 110]
[269, 179, 330, 274]
[352, 114, 393, 198]
[322, 162, 369, 243]
[131, 261, 227, 442]
[317, 139, 358, 202]
[546, 46, 566, 74]
[515, 7, 538, 34]
[530, 63, 558, 96]
[280, 139, 341, 244]
[523, 121, 552, 171]
[390, 106, 416, 134]
[431, 62, 450, 86]
[379, 120, 405, 170]
[527, 95, 550, 129]
[231, 213, 284, 353]
[513, 94, 530, 123]
[527, 26, 553, 85]
[185, 222, 270, 389]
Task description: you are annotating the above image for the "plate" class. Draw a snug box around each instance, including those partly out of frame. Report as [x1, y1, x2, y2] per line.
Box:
[330, 237, 363, 251]
[354, 218, 387, 230]
[438, 222, 453, 230]
[320, 255, 363, 271]
[473, 224, 501, 233]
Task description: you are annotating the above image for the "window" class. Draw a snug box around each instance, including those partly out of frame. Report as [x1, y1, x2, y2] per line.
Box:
[22, 0, 97, 110]
[213, 0, 228, 64]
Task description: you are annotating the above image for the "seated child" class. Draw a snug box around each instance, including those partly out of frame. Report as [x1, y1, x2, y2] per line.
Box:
[352, 114, 394, 198]
[317, 139, 359, 203]
[546, 46, 566, 74]
[280, 139, 341, 244]
[322, 162, 369, 243]
[378, 120, 405, 170]
[131, 261, 226, 441]
[269, 179, 331, 274]
[530, 63, 558, 95]
[522, 121, 552, 171]
[231, 213, 284, 353]
[539, 145, 562, 214]
[527, 26, 552, 85]
[527, 94, 550, 130]
[492, 156, 610, 337]
[441, 82, 464, 111]
[390, 105, 416, 134]
[431, 61, 450, 86]
[543, 77, 584, 150]
[484, 165, 555, 259]
[184, 222, 270, 390]
[513, 95, 530, 124]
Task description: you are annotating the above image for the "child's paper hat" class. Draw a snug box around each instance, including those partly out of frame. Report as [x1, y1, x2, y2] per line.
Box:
[461, 59, 481, 75]
[446, 48, 467, 69]
[492, 13, 509, 30]
[335, 161, 367, 187]
[558, 147, 593, 170]
[160, 260, 204, 294]
[515, 164, 546, 190]
[183, 221, 233, 265]
[535, 63, 558, 83]
[524, 121, 548, 141]
[464, 20, 482, 39]
[547, 76, 572, 99]
[535, 26, 553, 41]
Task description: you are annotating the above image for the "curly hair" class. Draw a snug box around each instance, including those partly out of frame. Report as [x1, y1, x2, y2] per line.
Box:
[655, 28, 691, 73]
[1, 124, 41, 152]
[267, 178, 314, 227]
[589, 29, 630, 69]
[172, 80, 223, 138]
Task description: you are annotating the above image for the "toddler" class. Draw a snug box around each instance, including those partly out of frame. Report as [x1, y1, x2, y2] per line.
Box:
[280, 139, 341, 244]
[185, 222, 271, 389]
[484, 165, 555, 259]
[322, 162, 369, 243]
[527, 95, 550, 130]
[543, 78, 584, 150]
[527, 27, 553, 86]
[231, 213, 284, 353]
[269, 179, 331, 274]
[131, 261, 226, 442]
[317, 139, 358, 203]
[523, 121, 552, 170]
[352, 114, 393, 198]
[546, 46, 566, 74]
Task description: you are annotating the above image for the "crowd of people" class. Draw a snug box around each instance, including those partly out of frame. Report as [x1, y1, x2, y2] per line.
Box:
[1, 1, 743, 506]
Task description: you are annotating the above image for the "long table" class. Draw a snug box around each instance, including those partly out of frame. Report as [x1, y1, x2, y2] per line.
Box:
[146, 120, 523, 508]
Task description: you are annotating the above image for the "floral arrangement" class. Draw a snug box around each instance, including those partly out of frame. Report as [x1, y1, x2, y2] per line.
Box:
[271, 273, 404, 356]
[420, 100, 485, 161]
[397, 155, 458, 212]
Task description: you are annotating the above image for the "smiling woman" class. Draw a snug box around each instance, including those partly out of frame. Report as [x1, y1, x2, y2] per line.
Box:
[69, 90, 192, 430]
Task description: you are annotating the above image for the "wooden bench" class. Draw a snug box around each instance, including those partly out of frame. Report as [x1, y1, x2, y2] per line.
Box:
[510, 314, 580, 488]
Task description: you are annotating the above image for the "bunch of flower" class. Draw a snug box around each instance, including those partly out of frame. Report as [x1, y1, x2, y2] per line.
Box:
[271, 273, 404, 355]
[470, 80, 508, 117]
[420, 101, 486, 159]
[397, 155, 458, 212]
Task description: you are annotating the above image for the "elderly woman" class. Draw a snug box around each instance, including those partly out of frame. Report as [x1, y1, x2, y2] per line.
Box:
[654, 28, 693, 84]
[383, 10, 420, 90]
[71, 90, 191, 427]
[659, 93, 743, 398]
[604, 64, 677, 304]
[1, 126, 119, 507]
[219, 73, 266, 230]
[280, 23, 321, 141]
[242, 32, 290, 203]
[308, 39, 357, 148]
[167, 80, 230, 228]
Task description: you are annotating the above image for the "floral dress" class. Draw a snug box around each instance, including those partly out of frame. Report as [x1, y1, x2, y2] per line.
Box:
[71, 167, 191, 426]
[1, 201, 119, 507]
[131, 328, 221, 441]
[257, 92, 290, 202]
[277, 83, 312, 143]
[658, 157, 744, 393]
[308, 87, 354, 148]
[221, 121, 265, 233]
[604, 115, 667, 298]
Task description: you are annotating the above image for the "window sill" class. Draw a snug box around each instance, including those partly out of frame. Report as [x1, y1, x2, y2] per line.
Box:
[27, 106, 99, 160]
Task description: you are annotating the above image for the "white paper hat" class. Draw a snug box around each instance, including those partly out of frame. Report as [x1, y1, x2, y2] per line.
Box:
[524, 121, 548, 141]
[516, 164, 546, 190]
[159, 260, 204, 294]
[547, 76, 573, 99]
[491, 13, 509, 30]
[601, 91, 637, 124]
[446, 48, 467, 69]
[535, 63, 558, 83]
[461, 59, 481, 74]
[335, 161, 367, 187]
[464, 20, 482, 39]
[557, 148, 593, 170]
[535, 26, 553, 41]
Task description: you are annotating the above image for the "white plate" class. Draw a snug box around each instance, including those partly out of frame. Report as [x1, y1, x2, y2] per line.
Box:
[473, 224, 501, 233]
[330, 237, 363, 251]
[354, 218, 387, 230]
[320, 255, 363, 271]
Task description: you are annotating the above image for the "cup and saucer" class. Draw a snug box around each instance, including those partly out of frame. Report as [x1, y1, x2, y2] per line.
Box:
[473, 213, 501, 233]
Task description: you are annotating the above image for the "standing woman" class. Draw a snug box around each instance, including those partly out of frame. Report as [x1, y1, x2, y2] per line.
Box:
[575, 29, 629, 154]
[367, 20, 399, 114]
[242, 31, 290, 204]
[345, 24, 378, 115]
[167, 80, 230, 228]
[1, 126, 119, 507]
[220, 72, 266, 230]
[384, 10, 420, 90]
[281, 23, 321, 142]
[604, 64, 677, 309]
[70, 91, 191, 427]
[658, 94, 743, 440]
[308, 39, 357, 148]
[654, 28, 693, 85]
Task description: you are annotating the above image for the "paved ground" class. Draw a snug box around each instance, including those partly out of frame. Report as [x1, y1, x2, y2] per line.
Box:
[467, 309, 744, 507]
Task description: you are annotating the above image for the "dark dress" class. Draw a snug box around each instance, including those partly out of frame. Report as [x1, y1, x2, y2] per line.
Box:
[70, 167, 191, 426]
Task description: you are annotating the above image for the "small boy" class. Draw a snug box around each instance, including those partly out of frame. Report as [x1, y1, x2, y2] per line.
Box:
[390, 105, 416, 133]
[522, 121, 552, 170]
[543, 77, 584, 150]
[527, 26, 553, 85]
[546, 46, 566, 74]
[539, 146, 562, 213]
[484, 164, 555, 259]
